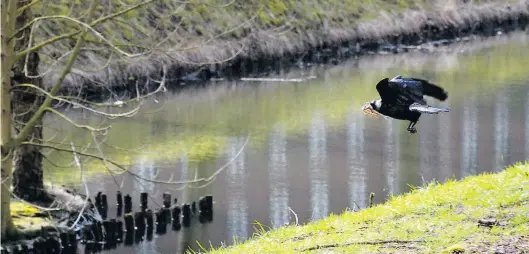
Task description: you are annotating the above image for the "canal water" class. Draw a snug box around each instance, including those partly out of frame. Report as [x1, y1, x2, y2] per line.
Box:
[43, 31, 529, 253]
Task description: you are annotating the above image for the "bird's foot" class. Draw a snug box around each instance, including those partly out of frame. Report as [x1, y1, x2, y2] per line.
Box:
[407, 127, 417, 133]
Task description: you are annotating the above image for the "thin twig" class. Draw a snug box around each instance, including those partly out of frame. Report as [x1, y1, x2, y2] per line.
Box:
[288, 206, 299, 226]
[68, 141, 91, 230]
[301, 240, 426, 251]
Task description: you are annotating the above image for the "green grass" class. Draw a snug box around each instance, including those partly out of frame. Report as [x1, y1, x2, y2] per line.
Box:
[205, 162, 529, 253]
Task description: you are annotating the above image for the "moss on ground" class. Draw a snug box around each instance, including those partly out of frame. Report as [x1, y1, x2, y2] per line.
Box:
[10, 202, 53, 232]
[205, 162, 529, 253]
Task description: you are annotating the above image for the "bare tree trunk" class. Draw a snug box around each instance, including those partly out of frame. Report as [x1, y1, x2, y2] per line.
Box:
[11, 53, 48, 202]
[11, 0, 49, 202]
[1, 0, 18, 239]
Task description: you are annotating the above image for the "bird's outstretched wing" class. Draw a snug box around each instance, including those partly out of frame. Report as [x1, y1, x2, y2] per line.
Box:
[388, 76, 448, 104]
[408, 77, 448, 101]
[376, 76, 424, 106]
[409, 103, 450, 114]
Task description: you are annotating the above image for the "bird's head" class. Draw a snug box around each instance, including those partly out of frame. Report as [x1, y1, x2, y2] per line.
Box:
[361, 99, 382, 117]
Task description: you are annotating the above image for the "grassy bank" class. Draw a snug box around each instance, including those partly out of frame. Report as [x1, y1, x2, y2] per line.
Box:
[206, 162, 529, 253]
[33, 0, 529, 94]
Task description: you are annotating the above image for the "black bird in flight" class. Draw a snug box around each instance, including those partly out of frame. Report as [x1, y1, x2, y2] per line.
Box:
[361, 75, 450, 133]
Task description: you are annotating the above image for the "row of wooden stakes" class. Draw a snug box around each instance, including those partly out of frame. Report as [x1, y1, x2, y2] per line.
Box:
[0, 192, 214, 254]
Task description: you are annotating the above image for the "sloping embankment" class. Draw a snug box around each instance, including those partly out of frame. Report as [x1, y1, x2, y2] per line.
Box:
[36, 0, 529, 94]
[206, 162, 529, 253]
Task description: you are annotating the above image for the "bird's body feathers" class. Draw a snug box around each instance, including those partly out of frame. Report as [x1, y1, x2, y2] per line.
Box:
[363, 75, 450, 133]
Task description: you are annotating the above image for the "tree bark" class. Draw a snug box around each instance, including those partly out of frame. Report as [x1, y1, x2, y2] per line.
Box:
[1, 0, 19, 239]
[11, 0, 49, 202]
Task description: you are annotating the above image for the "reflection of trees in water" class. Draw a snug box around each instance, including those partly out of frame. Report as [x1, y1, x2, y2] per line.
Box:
[494, 89, 509, 172]
[384, 119, 399, 196]
[347, 110, 367, 209]
[174, 153, 191, 254]
[268, 123, 290, 228]
[526, 89, 529, 159]
[134, 156, 156, 194]
[461, 94, 479, 177]
[309, 111, 329, 220]
[225, 137, 248, 242]
[180, 152, 189, 183]
[438, 100, 453, 182]
[418, 116, 435, 184]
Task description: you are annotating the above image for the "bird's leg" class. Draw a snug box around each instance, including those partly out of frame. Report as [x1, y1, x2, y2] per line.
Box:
[407, 121, 417, 133]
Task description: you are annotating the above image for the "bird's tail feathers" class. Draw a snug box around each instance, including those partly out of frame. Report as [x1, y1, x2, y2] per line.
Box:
[421, 81, 448, 101]
[409, 103, 450, 114]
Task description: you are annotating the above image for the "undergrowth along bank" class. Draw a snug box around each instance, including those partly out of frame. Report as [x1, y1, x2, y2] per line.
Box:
[33, 0, 529, 96]
[205, 162, 529, 253]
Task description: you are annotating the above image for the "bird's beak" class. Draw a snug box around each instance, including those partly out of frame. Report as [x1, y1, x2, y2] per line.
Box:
[361, 102, 381, 118]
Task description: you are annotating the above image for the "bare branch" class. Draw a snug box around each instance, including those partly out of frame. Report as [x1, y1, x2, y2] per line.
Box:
[17, 0, 42, 15]
[46, 108, 111, 133]
[17, 15, 145, 58]
[67, 142, 91, 230]
[90, 132, 120, 187]
[12, 0, 101, 148]
[22, 133, 250, 186]
[12, 83, 143, 119]
[15, 0, 155, 61]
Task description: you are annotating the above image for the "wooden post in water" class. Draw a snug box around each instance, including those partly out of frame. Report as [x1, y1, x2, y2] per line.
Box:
[103, 220, 116, 249]
[46, 237, 61, 253]
[83, 224, 93, 243]
[140, 192, 148, 211]
[182, 204, 191, 227]
[162, 193, 172, 223]
[19, 244, 29, 253]
[199, 195, 214, 223]
[155, 209, 166, 234]
[124, 194, 132, 214]
[101, 193, 108, 220]
[59, 232, 69, 250]
[124, 225, 134, 246]
[191, 201, 196, 213]
[163, 193, 171, 208]
[134, 211, 146, 243]
[117, 191, 123, 207]
[101, 193, 108, 208]
[117, 192, 123, 216]
[124, 213, 134, 235]
[145, 209, 154, 241]
[33, 238, 45, 253]
[94, 222, 103, 243]
[116, 220, 124, 243]
[95, 192, 102, 208]
[69, 230, 77, 249]
[172, 206, 181, 231]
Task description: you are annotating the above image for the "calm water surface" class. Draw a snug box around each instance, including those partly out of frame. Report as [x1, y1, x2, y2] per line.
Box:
[44, 32, 529, 253]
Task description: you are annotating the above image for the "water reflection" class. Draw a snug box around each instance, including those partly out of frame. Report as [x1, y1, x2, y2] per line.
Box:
[225, 137, 249, 241]
[268, 124, 290, 227]
[494, 89, 510, 172]
[134, 156, 156, 194]
[347, 109, 367, 209]
[438, 99, 453, 182]
[526, 89, 529, 159]
[384, 120, 399, 196]
[461, 94, 479, 177]
[309, 111, 329, 220]
[41, 32, 529, 254]
[419, 113, 438, 183]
